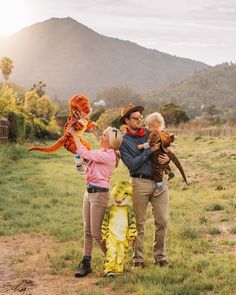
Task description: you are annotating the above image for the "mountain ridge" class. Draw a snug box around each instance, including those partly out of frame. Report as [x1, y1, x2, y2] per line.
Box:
[0, 17, 208, 99]
[143, 62, 236, 115]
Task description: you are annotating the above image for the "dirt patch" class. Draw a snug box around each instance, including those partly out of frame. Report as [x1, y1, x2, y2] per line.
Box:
[205, 211, 236, 254]
[0, 235, 100, 295]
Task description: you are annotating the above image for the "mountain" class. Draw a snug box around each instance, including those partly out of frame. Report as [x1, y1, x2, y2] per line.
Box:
[143, 63, 236, 114]
[0, 17, 208, 99]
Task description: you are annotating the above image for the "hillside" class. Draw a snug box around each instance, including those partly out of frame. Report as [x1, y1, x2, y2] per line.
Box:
[0, 17, 208, 99]
[144, 63, 236, 114]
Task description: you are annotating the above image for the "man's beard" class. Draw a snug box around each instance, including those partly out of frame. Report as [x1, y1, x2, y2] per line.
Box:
[129, 125, 141, 132]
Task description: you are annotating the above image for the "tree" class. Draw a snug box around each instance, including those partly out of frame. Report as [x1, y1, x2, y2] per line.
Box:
[24, 90, 56, 121]
[30, 81, 46, 97]
[201, 104, 222, 125]
[96, 86, 142, 108]
[24, 90, 39, 116]
[37, 95, 56, 121]
[0, 84, 17, 115]
[159, 103, 189, 126]
[0, 56, 14, 82]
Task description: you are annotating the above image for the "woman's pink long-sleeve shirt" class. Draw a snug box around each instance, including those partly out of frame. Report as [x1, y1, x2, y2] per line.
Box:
[76, 146, 116, 188]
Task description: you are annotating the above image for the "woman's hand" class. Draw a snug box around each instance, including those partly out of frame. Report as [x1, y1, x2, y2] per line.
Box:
[128, 239, 135, 247]
[66, 125, 82, 148]
[66, 125, 77, 136]
[158, 154, 170, 165]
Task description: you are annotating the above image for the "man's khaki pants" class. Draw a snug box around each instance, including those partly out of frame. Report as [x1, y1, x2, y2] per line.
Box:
[131, 177, 169, 263]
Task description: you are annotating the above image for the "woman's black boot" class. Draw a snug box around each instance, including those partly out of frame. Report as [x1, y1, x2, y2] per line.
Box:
[75, 257, 92, 277]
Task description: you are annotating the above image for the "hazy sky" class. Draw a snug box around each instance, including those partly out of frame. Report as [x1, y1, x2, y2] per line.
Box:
[0, 0, 236, 66]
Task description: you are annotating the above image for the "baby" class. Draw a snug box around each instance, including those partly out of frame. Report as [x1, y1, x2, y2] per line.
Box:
[137, 112, 176, 195]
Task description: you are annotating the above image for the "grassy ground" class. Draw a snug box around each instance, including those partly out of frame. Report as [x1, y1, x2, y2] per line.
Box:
[0, 134, 236, 295]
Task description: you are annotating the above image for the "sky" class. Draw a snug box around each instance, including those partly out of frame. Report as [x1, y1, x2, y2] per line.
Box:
[0, 0, 236, 66]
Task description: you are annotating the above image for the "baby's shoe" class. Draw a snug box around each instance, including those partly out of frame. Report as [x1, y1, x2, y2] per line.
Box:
[153, 182, 165, 196]
[168, 171, 175, 180]
[82, 158, 90, 165]
[74, 155, 85, 174]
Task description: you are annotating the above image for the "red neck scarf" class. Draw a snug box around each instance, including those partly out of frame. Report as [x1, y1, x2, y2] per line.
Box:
[126, 128, 146, 137]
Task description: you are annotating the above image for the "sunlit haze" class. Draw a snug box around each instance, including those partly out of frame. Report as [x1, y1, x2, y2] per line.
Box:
[0, 0, 236, 66]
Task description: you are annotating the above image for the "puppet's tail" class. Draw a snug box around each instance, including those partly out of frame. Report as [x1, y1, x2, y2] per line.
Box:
[28, 136, 66, 153]
[167, 150, 188, 185]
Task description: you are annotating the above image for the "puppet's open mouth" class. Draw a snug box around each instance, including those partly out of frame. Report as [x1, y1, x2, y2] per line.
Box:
[73, 110, 80, 119]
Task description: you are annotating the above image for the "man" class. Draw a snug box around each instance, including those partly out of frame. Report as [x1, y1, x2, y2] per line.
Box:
[119, 103, 170, 268]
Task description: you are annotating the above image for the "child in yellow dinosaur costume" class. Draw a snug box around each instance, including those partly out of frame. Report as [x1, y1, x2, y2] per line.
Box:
[102, 181, 137, 277]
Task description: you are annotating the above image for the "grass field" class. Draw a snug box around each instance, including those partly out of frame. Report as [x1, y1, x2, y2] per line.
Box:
[0, 134, 236, 295]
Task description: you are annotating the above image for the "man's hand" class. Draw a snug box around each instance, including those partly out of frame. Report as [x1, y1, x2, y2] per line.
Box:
[158, 154, 170, 165]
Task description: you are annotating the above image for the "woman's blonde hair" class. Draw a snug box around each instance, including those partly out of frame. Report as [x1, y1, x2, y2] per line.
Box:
[105, 127, 123, 167]
[145, 112, 165, 130]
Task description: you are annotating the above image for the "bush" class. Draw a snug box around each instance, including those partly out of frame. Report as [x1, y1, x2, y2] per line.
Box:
[95, 108, 120, 135]
[8, 111, 26, 142]
[25, 120, 35, 139]
[160, 103, 189, 126]
[208, 227, 221, 235]
[33, 118, 52, 139]
[180, 228, 199, 240]
[206, 203, 224, 211]
[90, 108, 105, 122]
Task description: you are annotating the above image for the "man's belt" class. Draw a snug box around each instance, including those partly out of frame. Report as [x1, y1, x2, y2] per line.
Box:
[87, 188, 109, 193]
[131, 174, 154, 180]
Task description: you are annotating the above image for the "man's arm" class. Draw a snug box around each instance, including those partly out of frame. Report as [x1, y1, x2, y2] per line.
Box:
[120, 141, 152, 171]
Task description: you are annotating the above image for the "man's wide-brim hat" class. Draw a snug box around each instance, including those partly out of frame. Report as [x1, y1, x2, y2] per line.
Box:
[119, 103, 144, 125]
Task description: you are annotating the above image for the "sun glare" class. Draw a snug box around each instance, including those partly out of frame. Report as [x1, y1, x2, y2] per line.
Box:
[0, 0, 33, 36]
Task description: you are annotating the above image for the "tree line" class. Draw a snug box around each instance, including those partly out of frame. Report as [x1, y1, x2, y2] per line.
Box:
[2, 55, 233, 142]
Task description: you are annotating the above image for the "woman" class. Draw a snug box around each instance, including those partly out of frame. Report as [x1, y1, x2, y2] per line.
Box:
[66, 125, 122, 277]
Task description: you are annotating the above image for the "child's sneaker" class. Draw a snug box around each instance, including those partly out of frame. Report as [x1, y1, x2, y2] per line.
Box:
[168, 171, 175, 180]
[105, 271, 115, 278]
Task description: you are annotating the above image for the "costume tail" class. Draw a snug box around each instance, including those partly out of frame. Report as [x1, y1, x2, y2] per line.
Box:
[28, 135, 66, 153]
[166, 150, 188, 185]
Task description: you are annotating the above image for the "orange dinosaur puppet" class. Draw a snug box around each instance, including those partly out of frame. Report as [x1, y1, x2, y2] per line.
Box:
[28, 94, 96, 154]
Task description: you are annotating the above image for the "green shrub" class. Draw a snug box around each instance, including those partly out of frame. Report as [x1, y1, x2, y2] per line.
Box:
[180, 228, 199, 240]
[208, 227, 221, 235]
[90, 108, 105, 122]
[8, 111, 26, 142]
[33, 118, 52, 139]
[230, 227, 236, 234]
[199, 216, 208, 224]
[25, 120, 35, 139]
[206, 203, 224, 211]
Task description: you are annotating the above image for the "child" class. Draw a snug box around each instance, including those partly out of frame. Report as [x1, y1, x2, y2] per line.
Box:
[138, 112, 187, 196]
[102, 181, 137, 278]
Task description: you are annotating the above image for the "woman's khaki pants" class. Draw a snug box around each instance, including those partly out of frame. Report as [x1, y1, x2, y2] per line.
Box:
[83, 191, 110, 256]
